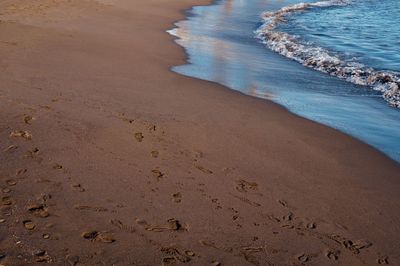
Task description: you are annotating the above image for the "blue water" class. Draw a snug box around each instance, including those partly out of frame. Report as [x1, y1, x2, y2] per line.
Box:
[168, 0, 400, 162]
[279, 0, 400, 72]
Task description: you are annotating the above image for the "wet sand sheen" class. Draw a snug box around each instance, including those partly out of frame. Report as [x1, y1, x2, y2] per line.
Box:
[0, 0, 399, 265]
[169, 0, 400, 162]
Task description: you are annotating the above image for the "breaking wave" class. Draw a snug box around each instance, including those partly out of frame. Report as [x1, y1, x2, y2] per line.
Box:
[255, 0, 400, 108]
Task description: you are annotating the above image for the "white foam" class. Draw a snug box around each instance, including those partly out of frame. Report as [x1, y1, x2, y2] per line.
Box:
[256, 0, 400, 108]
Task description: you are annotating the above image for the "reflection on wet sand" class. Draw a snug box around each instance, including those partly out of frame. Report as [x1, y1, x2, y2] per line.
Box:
[168, 0, 400, 161]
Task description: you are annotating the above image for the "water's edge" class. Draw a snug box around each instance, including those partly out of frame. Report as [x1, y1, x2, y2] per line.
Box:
[166, 0, 400, 164]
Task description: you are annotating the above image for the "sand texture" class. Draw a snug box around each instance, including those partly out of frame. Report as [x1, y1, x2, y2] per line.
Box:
[0, 0, 399, 265]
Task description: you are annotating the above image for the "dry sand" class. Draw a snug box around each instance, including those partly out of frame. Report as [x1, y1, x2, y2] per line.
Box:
[0, 0, 399, 265]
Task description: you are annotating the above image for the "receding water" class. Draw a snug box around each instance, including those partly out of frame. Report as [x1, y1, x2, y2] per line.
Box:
[168, 0, 400, 162]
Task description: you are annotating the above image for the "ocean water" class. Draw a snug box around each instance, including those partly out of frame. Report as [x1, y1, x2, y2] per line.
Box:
[256, 0, 400, 107]
[168, 0, 400, 162]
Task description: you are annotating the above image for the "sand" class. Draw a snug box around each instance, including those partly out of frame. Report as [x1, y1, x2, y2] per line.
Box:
[0, 0, 399, 265]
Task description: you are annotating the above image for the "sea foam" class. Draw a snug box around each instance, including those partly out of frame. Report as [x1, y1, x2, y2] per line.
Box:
[255, 0, 400, 108]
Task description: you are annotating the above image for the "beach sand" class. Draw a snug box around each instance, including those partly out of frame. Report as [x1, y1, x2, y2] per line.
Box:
[0, 0, 399, 265]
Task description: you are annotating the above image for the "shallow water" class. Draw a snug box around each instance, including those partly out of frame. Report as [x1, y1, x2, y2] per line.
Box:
[256, 0, 400, 107]
[168, 0, 400, 162]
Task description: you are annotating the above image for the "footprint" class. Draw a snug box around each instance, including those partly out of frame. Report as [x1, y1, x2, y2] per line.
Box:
[230, 193, 261, 207]
[296, 253, 309, 263]
[24, 147, 40, 158]
[162, 257, 176, 265]
[1, 196, 12, 206]
[81, 231, 115, 243]
[377, 256, 389, 265]
[34, 250, 50, 263]
[242, 246, 265, 253]
[96, 232, 116, 243]
[134, 132, 144, 142]
[235, 179, 258, 193]
[110, 219, 135, 233]
[306, 222, 316, 229]
[136, 218, 186, 232]
[328, 235, 372, 254]
[81, 230, 98, 240]
[74, 205, 108, 212]
[2, 188, 11, 193]
[266, 213, 281, 223]
[282, 212, 293, 222]
[195, 165, 213, 174]
[278, 199, 288, 207]
[352, 239, 372, 250]
[71, 183, 85, 192]
[5, 179, 17, 186]
[10, 130, 32, 140]
[161, 247, 191, 263]
[324, 249, 339, 260]
[172, 192, 182, 203]
[16, 168, 27, 175]
[3, 145, 18, 153]
[151, 169, 164, 180]
[198, 239, 217, 248]
[27, 203, 50, 217]
[53, 163, 63, 170]
[151, 150, 159, 158]
[24, 115, 34, 124]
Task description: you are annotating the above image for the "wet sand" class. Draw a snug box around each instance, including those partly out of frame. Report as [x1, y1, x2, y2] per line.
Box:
[0, 0, 399, 265]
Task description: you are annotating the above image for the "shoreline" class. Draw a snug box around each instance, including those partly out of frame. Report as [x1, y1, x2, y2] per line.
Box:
[169, 0, 400, 164]
[0, 0, 399, 265]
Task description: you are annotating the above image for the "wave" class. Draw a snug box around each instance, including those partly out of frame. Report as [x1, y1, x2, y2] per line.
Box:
[255, 0, 400, 108]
